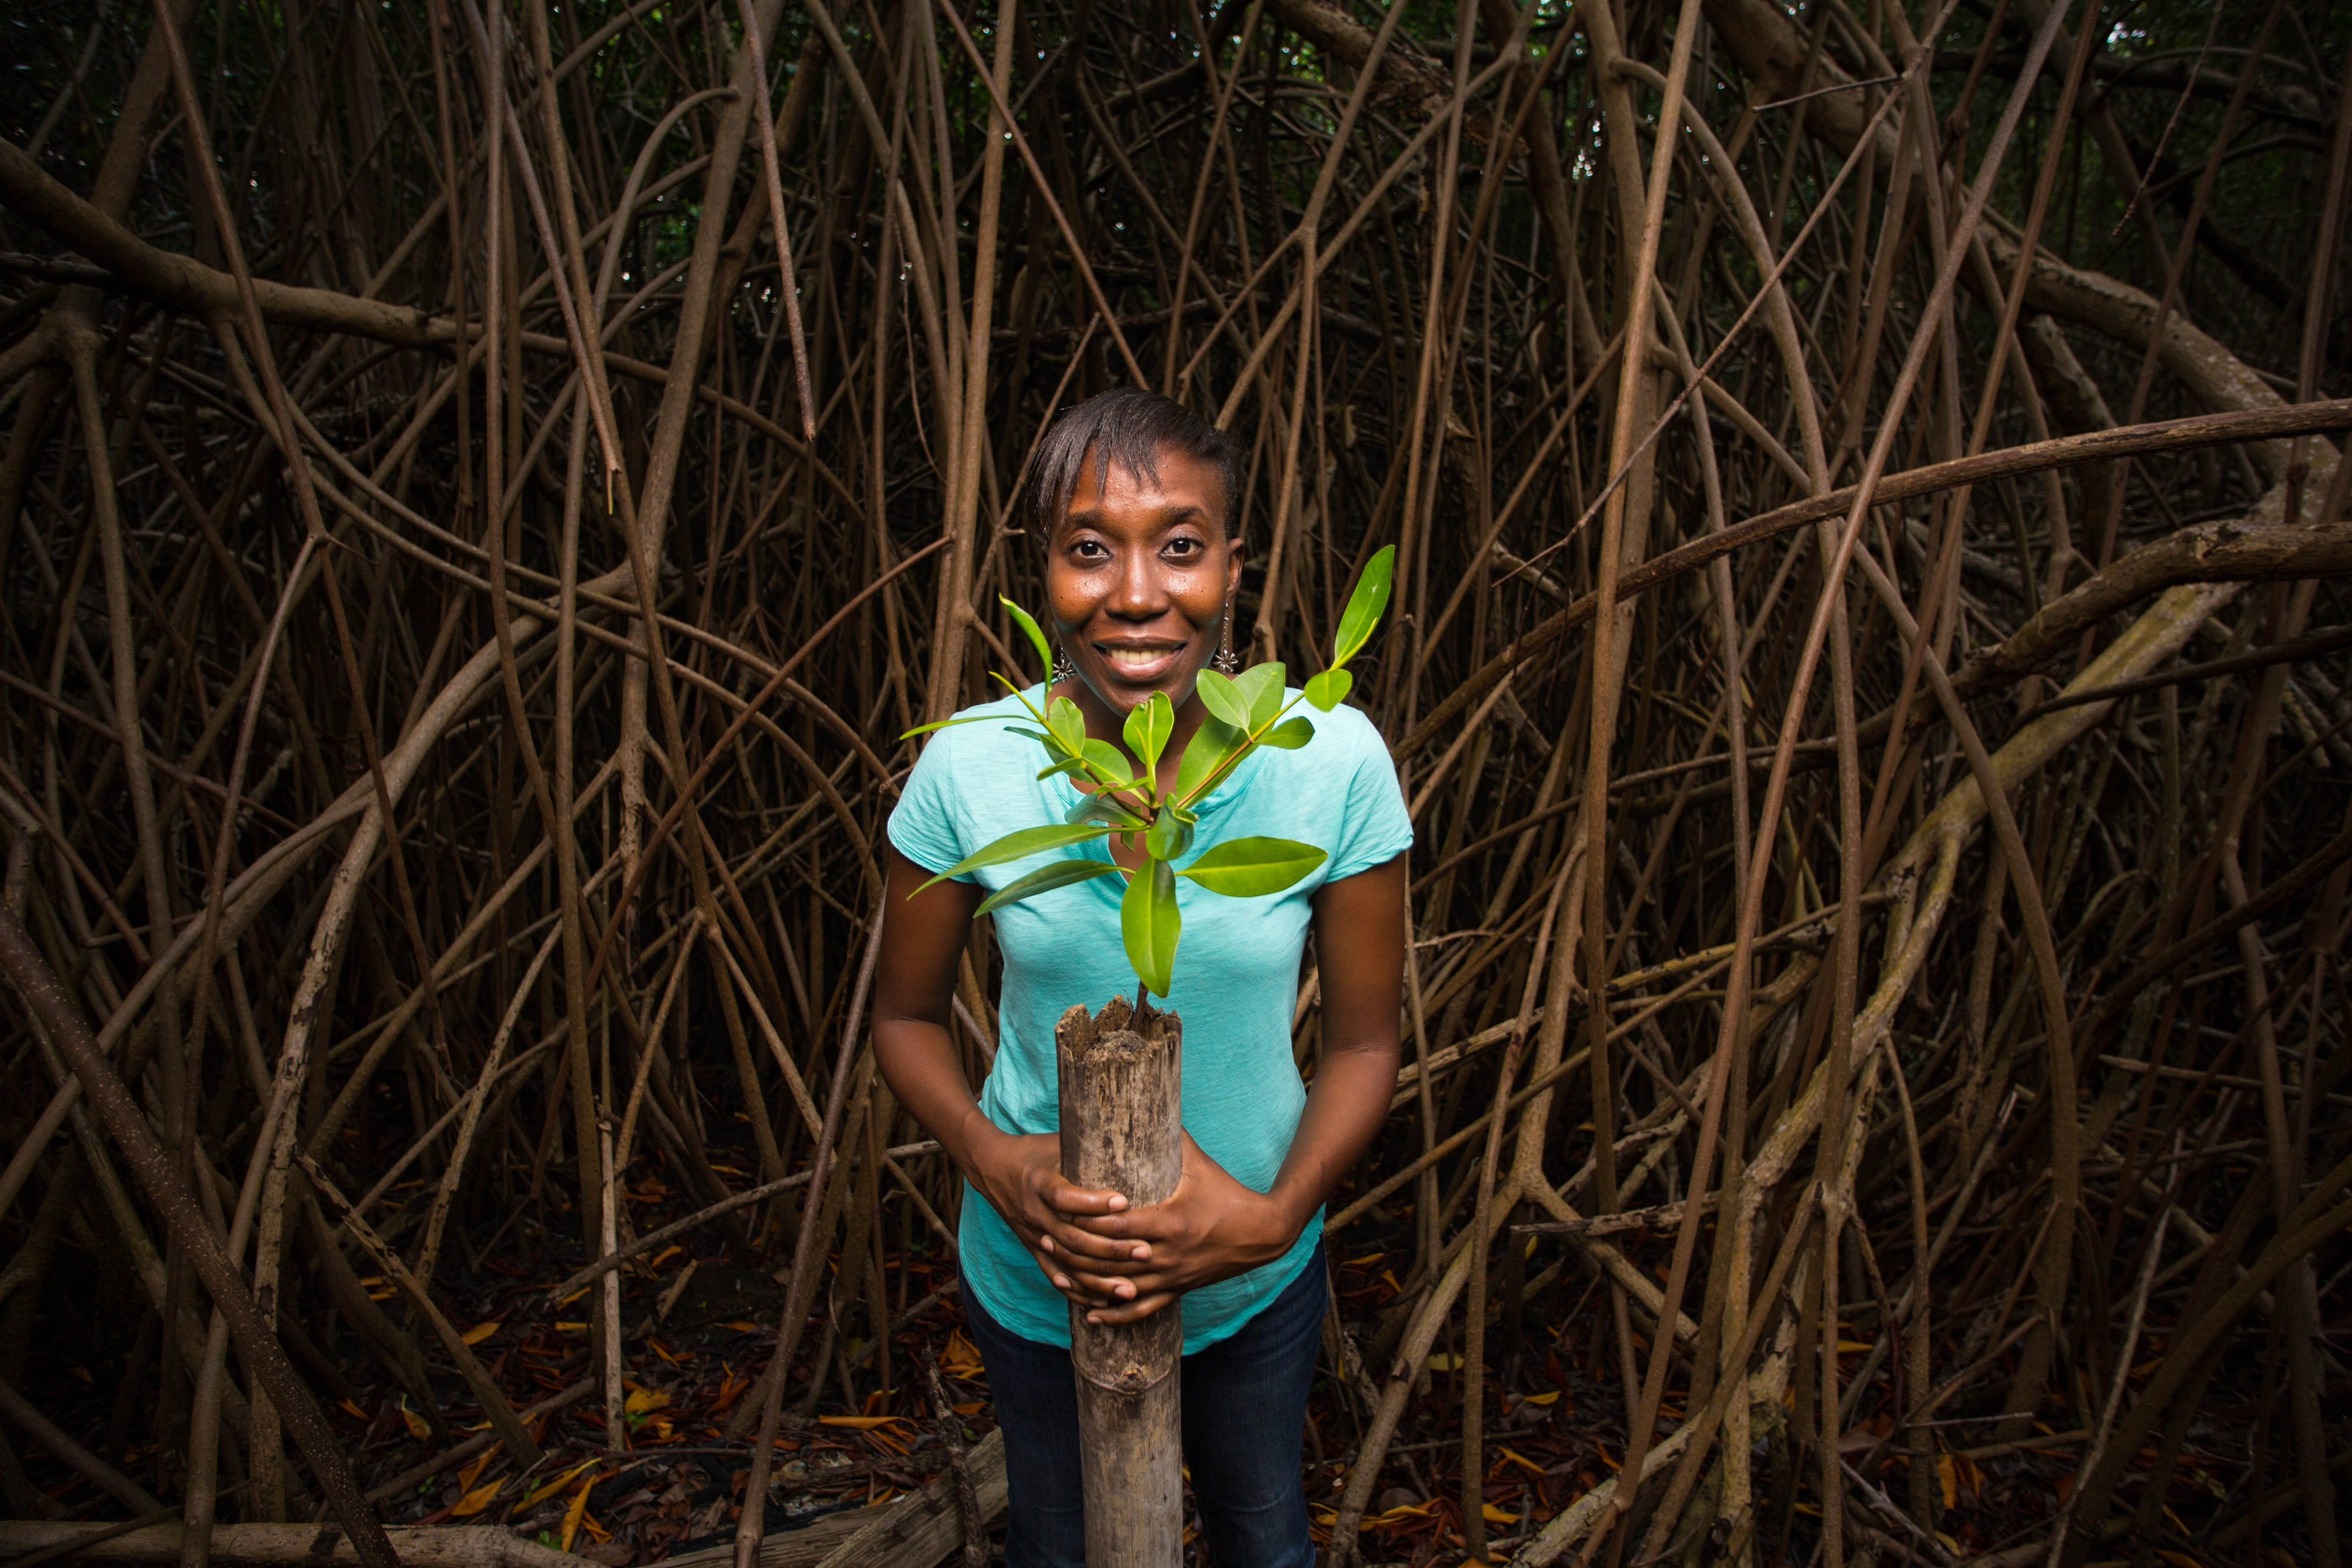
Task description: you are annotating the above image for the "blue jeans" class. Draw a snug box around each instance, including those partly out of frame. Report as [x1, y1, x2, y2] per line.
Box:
[960, 1243, 1326, 1568]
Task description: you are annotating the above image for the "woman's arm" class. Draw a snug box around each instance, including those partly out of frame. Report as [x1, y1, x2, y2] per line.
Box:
[871, 844, 1139, 1304]
[1058, 852, 1406, 1323]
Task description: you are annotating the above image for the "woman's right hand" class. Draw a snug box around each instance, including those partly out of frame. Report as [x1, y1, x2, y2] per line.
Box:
[964, 1127, 1147, 1307]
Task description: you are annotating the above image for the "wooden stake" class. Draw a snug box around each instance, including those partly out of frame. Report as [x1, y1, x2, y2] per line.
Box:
[1054, 997, 1184, 1568]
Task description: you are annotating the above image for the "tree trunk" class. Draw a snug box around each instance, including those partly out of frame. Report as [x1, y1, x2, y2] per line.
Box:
[1054, 997, 1184, 1568]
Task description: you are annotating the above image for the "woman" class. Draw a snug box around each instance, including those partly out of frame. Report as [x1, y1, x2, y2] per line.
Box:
[875, 387, 1410, 1567]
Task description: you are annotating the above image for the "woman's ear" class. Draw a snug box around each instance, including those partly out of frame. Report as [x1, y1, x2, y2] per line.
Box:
[1222, 536, 1247, 601]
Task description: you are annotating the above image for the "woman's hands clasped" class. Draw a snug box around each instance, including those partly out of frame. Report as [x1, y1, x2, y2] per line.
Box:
[967, 1128, 1295, 1326]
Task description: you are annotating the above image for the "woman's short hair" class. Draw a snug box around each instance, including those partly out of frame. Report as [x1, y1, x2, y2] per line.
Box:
[1024, 387, 1242, 543]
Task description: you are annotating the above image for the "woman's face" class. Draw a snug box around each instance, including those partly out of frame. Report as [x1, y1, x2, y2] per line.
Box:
[1045, 444, 1244, 719]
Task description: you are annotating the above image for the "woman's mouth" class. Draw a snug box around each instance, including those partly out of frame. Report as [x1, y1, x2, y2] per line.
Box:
[1095, 642, 1188, 683]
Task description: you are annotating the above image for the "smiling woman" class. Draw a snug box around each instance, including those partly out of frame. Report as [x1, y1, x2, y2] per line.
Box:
[1032, 392, 1245, 704]
[871, 389, 1412, 1568]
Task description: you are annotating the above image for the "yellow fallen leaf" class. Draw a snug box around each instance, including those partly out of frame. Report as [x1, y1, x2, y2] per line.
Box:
[938, 1328, 985, 1380]
[523, 1459, 600, 1508]
[1835, 1340, 1875, 1353]
[817, 1415, 906, 1429]
[460, 1320, 500, 1346]
[1482, 1503, 1521, 1523]
[719, 1320, 763, 1333]
[554, 1321, 589, 1332]
[456, 1451, 492, 1494]
[951, 1402, 984, 1416]
[1364, 1502, 1431, 1526]
[1519, 1390, 1560, 1406]
[1937, 1454, 1957, 1510]
[1425, 1353, 1460, 1371]
[1496, 1447, 1545, 1477]
[559, 1476, 596, 1553]
[339, 1399, 369, 1420]
[624, 1386, 670, 1416]
[451, 1477, 504, 1518]
[399, 1400, 430, 1442]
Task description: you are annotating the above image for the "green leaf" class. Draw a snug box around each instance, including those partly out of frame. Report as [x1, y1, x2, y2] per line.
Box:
[1121, 857, 1181, 997]
[999, 597, 1054, 674]
[1122, 691, 1174, 775]
[1175, 836, 1327, 897]
[1143, 811, 1194, 861]
[1333, 546, 1396, 666]
[973, 857, 1120, 916]
[1304, 668, 1353, 711]
[1260, 716, 1315, 750]
[1036, 757, 1086, 781]
[1066, 794, 1145, 830]
[1173, 716, 1247, 801]
[1232, 663, 1287, 729]
[912, 823, 1114, 894]
[1194, 669, 1250, 729]
[1045, 696, 1088, 757]
[1079, 738, 1136, 790]
[898, 714, 994, 739]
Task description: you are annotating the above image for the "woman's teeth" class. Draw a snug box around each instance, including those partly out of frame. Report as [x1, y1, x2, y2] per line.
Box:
[1105, 647, 1175, 670]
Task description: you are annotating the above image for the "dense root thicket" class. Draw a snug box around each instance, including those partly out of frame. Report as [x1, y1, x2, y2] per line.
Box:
[1, 0, 2349, 1563]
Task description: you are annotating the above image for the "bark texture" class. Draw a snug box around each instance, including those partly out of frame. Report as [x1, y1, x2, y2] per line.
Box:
[1054, 998, 1183, 1568]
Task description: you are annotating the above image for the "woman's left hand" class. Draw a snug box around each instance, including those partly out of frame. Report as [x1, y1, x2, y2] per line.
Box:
[1043, 1131, 1300, 1324]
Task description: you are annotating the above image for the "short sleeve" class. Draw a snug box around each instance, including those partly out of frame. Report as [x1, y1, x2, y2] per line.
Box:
[887, 730, 973, 878]
[1324, 711, 1414, 882]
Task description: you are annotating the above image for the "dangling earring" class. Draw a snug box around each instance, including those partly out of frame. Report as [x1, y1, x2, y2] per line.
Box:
[1050, 639, 1075, 686]
[1212, 596, 1241, 674]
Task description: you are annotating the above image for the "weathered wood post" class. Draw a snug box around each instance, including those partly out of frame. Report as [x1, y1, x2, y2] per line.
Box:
[1055, 995, 1184, 1568]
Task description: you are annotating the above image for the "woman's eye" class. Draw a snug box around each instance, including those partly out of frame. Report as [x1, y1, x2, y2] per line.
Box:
[1071, 539, 1110, 560]
[1164, 537, 1202, 559]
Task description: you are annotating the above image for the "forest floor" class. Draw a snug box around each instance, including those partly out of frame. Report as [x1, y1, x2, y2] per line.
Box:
[9, 1138, 2288, 1566]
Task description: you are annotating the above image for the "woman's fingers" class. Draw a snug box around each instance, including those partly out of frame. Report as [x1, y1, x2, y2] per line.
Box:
[1040, 1218, 1146, 1265]
[1043, 1176, 1130, 1215]
[1081, 1289, 1178, 1325]
[1030, 1249, 1114, 1303]
[1066, 1205, 1174, 1245]
[1057, 1262, 1145, 1300]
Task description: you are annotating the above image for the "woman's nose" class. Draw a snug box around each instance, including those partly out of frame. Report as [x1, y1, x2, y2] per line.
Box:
[1107, 547, 1165, 619]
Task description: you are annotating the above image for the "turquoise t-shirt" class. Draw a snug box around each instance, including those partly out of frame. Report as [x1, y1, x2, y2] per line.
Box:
[887, 683, 1413, 1353]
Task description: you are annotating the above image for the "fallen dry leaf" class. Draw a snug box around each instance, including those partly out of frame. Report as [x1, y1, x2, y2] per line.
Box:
[451, 1477, 504, 1517]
